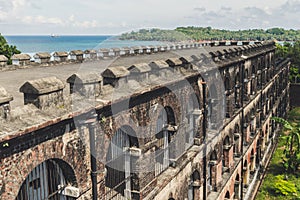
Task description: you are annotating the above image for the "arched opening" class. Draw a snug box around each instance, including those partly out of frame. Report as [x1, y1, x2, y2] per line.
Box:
[234, 174, 240, 199]
[208, 150, 218, 192]
[186, 93, 200, 149]
[250, 108, 256, 137]
[225, 76, 231, 91]
[155, 106, 176, 176]
[250, 149, 256, 171]
[234, 72, 241, 108]
[207, 84, 219, 129]
[188, 170, 201, 200]
[243, 160, 249, 186]
[244, 69, 249, 101]
[225, 75, 233, 118]
[17, 159, 77, 200]
[251, 65, 256, 95]
[223, 136, 231, 172]
[265, 125, 269, 143]
[225, 191, 230, 199]
[105, 125, 139, 199]
[233, 124, 241, 157]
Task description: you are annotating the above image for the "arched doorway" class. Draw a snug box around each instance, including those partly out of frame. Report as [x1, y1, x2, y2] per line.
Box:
[186, 93, 200, 150]
[208, 150, 218, 192]
[243, 160, 249, 186]
[17, 159, 77, 200]
[188, 170, 201, 200]
[225, 191, 230, 199]
[105, 126, 139, 199]
[207, 84, 220, 129]
[250, 149, 256, 171]
[234, 174, 240, 199]
[155, 106, 176, 176]
[234, 71, 241, 108]
[223, 136, 231, 172]
[233, 124, 241, 157]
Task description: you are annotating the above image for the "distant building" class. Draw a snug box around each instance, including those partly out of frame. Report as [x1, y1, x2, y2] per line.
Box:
[11, 54, 31, 66]
[34, 52, 51, 64]
[0, 55, 8, 67]
[69, 50, 84, 62]
[53, 52, 68, 62]
[84, 49, 97, 59]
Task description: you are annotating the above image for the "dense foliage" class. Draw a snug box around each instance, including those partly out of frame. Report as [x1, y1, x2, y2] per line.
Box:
[120, 27, 300, 42]
[272, 117, 300, 173]
[257, 108, 300, 200]
[276, 41, 300, 83]
[0, 34, 20, 64]
[119, 28, 190, 42]
[175, 27, 300, 41]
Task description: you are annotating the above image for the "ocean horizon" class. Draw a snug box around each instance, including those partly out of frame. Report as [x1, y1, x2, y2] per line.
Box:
[4, 35, 164, 54]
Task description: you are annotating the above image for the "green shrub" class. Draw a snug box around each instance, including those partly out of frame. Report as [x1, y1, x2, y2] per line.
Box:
[273, 175, 297, 196]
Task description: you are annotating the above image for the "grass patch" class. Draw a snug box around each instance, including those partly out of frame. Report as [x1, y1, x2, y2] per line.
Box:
[256, 107, 300, 200]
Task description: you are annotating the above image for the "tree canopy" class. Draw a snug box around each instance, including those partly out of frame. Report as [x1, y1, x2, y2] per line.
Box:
[0, 34, 21, 64]
[119, 27, 300, 42]
[276, 41, 300, 83]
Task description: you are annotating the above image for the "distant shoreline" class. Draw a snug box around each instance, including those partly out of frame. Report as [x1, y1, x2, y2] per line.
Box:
[4, 35, 163, 53]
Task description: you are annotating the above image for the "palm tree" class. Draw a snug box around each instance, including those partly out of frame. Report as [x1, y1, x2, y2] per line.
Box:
[272, 117, 300, 173]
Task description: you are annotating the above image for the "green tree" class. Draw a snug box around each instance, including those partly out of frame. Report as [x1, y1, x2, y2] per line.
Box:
[0, 34, 21, 64]
[272, 117, 300, 173]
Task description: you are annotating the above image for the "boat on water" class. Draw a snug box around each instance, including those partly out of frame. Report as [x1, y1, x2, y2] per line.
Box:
[50, 34, 59, 38]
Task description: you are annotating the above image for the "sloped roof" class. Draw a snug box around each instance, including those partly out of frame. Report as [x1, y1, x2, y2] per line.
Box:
[34, 52, 51, 59]
[84, 49, 97, 54]
[69, 50, 84, 55]
[11, 54, 31, 60]
[121, 47, 130, 51]
[112, 48, 121, 52]
[67, 73, 102, 84]
[53, 51, 68, 57]
[101, 66, 130, 78]
[128, 63, 151, 73]
[19, 77, 65, 95]
[166, 58, 183, 66]
[180, 56, 193, 63]
[149, 60, 169, 69]
[0, 55, 8, 62]
[99, 48, 109, 53]
[0, 86, 13, 104]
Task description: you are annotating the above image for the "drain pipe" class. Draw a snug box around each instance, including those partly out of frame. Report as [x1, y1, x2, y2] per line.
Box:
[85, 115, 98, 200]
[202, 80, 207, 200]
[240, 61, 246, 200]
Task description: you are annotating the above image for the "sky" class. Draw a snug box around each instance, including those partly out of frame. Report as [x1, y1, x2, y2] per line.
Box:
[0, 0, 300, 35]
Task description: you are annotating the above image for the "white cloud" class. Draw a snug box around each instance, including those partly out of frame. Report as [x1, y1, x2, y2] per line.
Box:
[1, 0, 300, 35]
[187, 1, 300, 30]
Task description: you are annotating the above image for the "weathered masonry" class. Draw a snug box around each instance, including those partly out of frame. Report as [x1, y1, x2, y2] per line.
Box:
[0, 41, 290, 200]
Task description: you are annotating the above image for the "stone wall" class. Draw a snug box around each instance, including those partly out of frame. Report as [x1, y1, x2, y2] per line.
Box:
[0, 41, 290, 200]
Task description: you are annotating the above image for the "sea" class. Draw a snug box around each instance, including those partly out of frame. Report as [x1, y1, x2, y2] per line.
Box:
[4, 35, 164, 55]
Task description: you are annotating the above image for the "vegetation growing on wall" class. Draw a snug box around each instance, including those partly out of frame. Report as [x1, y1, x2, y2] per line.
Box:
[0, 34, 21, 64]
